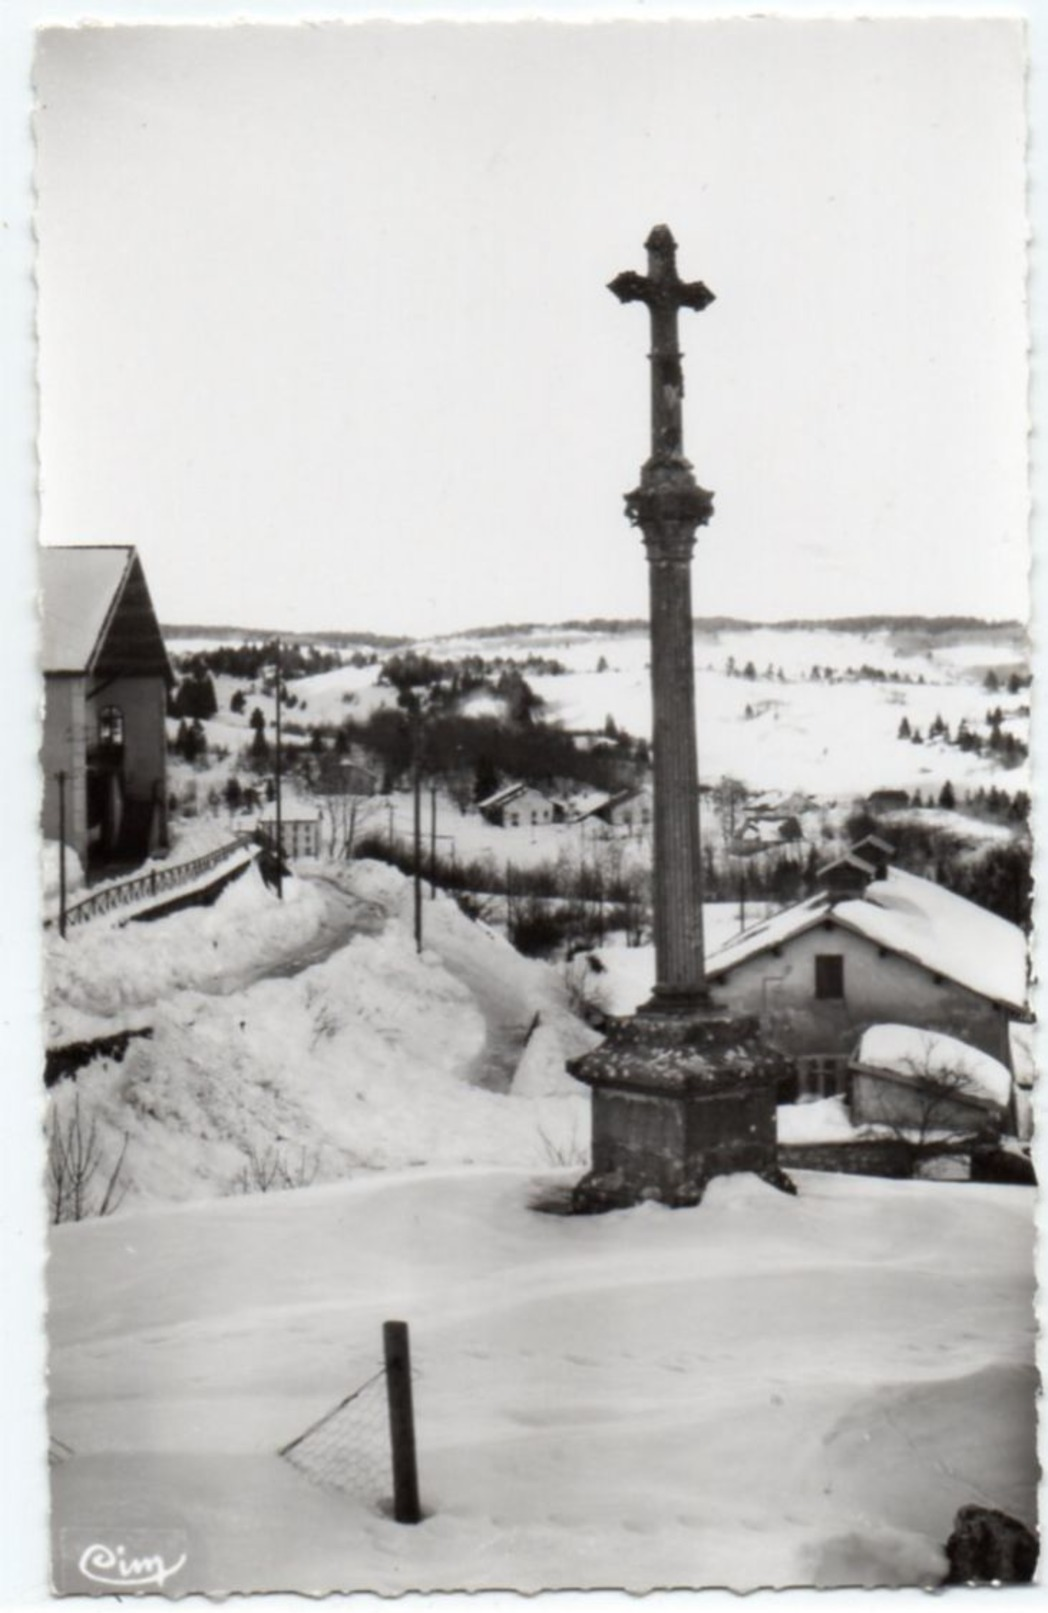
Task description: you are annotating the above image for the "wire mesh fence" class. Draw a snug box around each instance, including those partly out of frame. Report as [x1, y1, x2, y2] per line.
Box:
[278, 1323, 423, 1522]
[278, 1366, 391, 1501]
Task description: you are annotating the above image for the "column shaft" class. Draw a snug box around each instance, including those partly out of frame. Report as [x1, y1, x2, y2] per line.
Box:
[647, 548, 706, 1006]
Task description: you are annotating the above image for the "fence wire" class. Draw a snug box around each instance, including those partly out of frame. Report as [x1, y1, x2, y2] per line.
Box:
[279, 1367, 390, 1500]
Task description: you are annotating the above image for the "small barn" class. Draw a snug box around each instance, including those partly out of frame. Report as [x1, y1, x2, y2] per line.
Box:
[848, 1024, 1010, 1137]
[41, 546, 174, 874]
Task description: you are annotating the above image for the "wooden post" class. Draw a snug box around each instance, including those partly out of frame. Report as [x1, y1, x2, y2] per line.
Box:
[56, 770, 67, 939]
[429, 782, 437, 899]
[383, 1320, 421, 1525]
[274, 641, 284, 900]
[412, 713, 422, 952]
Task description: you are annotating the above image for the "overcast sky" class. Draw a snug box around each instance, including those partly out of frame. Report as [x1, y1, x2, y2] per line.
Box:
[34, 18, 1028, 637]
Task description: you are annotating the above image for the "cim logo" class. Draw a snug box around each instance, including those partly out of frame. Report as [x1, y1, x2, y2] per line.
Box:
[58, 1528, 189, 1595]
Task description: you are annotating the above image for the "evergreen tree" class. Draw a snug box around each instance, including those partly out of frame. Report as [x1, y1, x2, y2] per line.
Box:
[938, 780, 956, 811]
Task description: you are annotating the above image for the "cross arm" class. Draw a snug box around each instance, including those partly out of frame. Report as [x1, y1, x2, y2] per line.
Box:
[607, 270, 653, 306]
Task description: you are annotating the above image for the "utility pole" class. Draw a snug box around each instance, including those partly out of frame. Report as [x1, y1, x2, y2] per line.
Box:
[429, 781, 438, 899]
[274, 640, 284, 899]
[56, 770, 68, 939]
[412, 706, 422, 952]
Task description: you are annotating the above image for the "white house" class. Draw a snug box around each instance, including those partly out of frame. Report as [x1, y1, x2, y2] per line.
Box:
[705, 855, 1028, 1098]
[477, 782, 555, 829]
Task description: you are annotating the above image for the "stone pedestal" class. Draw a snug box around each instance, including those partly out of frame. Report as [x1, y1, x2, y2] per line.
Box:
[570, 1010, 793, 1212]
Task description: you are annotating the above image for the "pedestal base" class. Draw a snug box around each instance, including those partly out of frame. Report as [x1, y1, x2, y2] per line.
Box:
[568, 1009, 795, 1212]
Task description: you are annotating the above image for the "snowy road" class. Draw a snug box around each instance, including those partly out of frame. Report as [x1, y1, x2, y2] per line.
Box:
[218, 870, 387, 990]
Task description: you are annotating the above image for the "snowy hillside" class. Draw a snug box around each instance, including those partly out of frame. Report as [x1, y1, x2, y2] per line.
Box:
[49, 1166, 1037, 1593]
[175, 617, 1030, 801]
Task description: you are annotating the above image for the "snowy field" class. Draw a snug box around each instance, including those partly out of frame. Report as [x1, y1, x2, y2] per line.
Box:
[49, 1166, 1037, 1593]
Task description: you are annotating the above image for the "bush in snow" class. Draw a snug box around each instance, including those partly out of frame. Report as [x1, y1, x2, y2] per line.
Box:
[47, 1089, 129, 1224]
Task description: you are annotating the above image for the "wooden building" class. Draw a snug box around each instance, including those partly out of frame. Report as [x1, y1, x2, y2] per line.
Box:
[41, 546, 174, 874]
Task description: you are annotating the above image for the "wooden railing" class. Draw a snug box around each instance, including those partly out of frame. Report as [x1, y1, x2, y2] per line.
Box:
[50, 838, 256, 932]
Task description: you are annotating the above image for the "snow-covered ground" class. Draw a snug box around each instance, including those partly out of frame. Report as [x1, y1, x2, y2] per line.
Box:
[44, 860, 597, 1207]
[49, 1166, 1037, 1593]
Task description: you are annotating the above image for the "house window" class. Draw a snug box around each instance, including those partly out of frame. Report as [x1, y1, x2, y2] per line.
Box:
[796, 1054, 849, 1099]
[814, 954, 845, 1000]
[98, 705, 124, 747]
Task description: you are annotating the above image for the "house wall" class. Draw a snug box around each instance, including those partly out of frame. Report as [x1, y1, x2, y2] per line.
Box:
[707, 919, 1011, 1066]
[41, 674, 89, 869]
[849, 1069, 1001, 1135]
[504, 789, 553, 827]
[88, 673, 168, 805]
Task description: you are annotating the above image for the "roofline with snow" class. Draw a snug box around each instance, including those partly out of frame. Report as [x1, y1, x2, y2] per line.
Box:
[705, 897, 1025, 1015]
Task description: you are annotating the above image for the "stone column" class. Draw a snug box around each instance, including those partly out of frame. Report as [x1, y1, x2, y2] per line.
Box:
[646, 521, 706, 1009]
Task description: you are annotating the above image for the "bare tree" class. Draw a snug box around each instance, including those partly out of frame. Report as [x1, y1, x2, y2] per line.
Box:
[853, 1038, 1006, 1173]
[319, 788, 382, 861]
[228, 1142, 322, 1196]
[47, 1092, 130, 1224]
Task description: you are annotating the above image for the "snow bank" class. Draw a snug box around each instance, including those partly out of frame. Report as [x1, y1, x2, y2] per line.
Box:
[853, 1024, 1012, 1109]
[510, 1020, 586, 1099]
[44, 863, 329, 1035]
[776, 1095, 857, 1144]
[42, 840, 85, 901]
[45, 860, 595, 1205]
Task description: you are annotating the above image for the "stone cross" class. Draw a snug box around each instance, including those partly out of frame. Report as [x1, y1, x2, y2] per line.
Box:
[610, 225, 715, 1011]
[568, 226, 792, 1211]
[608, 223, 714, 467]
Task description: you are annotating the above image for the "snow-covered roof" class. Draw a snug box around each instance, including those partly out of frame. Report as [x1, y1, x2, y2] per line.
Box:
[477, 783, 525, 811]
[570, 791, 615, 820]
[707, 865, 1027, 1013]
[852, 1024, 1011, 1109]
[40, 545, 134, 672]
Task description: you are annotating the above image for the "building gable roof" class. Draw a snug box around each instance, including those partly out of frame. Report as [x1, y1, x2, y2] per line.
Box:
[478, 782, 527, 812]
[706, 865, 1027, 1013]
[41, 546, 173, 683]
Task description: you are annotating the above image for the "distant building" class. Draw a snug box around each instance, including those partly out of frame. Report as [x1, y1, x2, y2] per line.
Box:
[41, 546, 174, 873]
[594, 786, 653, 830]
[706, 852, 1028, 1100]
[257, 809, 322, 860]
[866, 789, 911, 813]
[554, 787, 612, 824]
[732, 814, 803, 858]
[477, 782, 555, 829]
